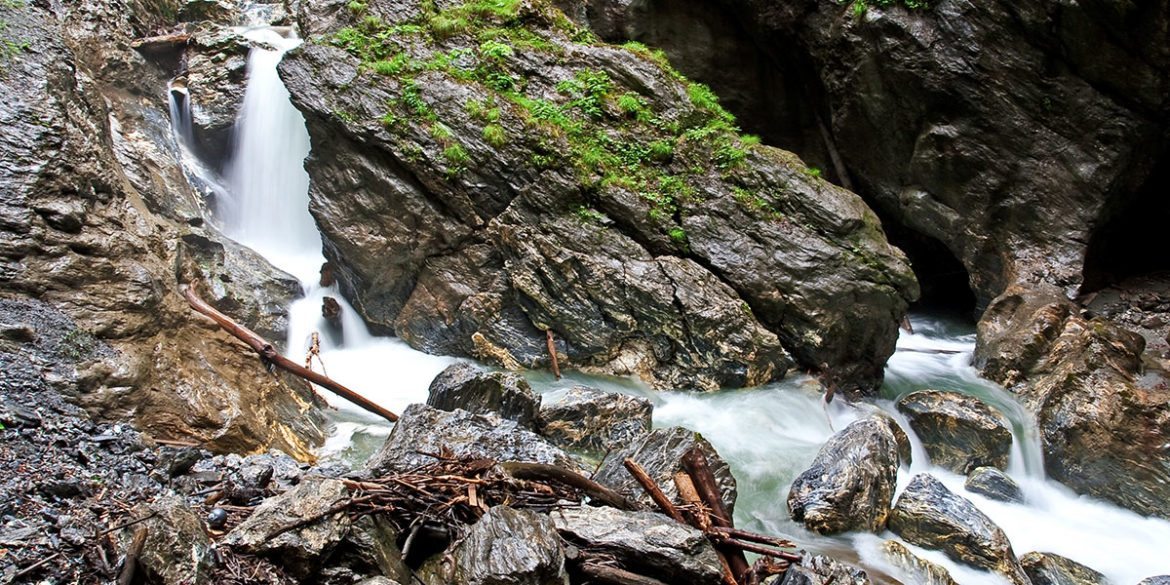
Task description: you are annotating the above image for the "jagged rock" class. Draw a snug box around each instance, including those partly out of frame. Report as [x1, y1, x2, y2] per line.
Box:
[593, 427, 736, 514]
[1138, 577, 1170, 585]
[787, 416, 901, 534]
[224, 477, 351, 577]
[419, 506, 568, 585]
[122, 495, 214, 585]
[365, 404, 577, 475]
[1019, 552, 1111, 585]
[426, 362, 541, 428]
[177, 233, 302, 348]
[965, 467, 1024, 504]
[278, 2, 917, 392]
[550, 506, 722, 583]
[881, 540, 958, 585]
[336, 515, 412, 584]
[356, 578, 404, 585]
[897, 390, 1012, 474]
[538, 385, 652, 454]
[889, 474, 1028, 585]
[976, 284, 1170, 518]
[776, 554, 871, 585]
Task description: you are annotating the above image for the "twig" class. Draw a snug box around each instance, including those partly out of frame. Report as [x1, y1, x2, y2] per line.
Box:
[623, 458, 685, 523]
[12, 552, 63, 580]
[501, 462, 636, 510]
[577, 562, 670, 585]
[117, 525, 148, 585]
[545, 330, 561, 379]
[98, 512, 158, 536]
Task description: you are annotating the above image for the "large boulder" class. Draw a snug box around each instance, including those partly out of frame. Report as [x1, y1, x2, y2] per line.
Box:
[965, 467, 1024, 504]
[787, 416, 901, 534]
[881, 540, 958, 585]
[550, 506, 722, 584]
[896, 390, 1013, 474]
[223, 477, 351, 578]
[419, 506, 568, 585]
[593, 427, 736, 514]
[365, 404, 577, 475]
[888, 474, 1028, 585]
[976, 284, 1170, 518]
[278, 1, 918, 392]
[121, 495, 214, 585]
[538, 385, 652, 454]
[426, 362, 541, 428]
[1019, 552, 1110, 585]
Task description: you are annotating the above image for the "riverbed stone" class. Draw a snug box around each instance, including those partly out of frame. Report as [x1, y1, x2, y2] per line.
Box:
[550, 506, 722, 583]
[897, 390, 1013, 474]
[537, 385, 652, 454]
[965, 467, 1024, 504]
[124, 495, 214, 585]
[365, 404, 577, 475]
[426, 362, 541, 428]
[1138, 577, 1170, 585]
[787, 416, 901, 534]
[881, 540, 958, 585]
[889, 474, 1028, 585]
[1019, 552, 1110, 585]
[420, 506, 568, 585]
[777, 554, 871, 585]
[593, 427, 736, 515]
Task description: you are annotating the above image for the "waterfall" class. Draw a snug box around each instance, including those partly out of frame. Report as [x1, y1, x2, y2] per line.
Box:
[167, 80, 195, 148]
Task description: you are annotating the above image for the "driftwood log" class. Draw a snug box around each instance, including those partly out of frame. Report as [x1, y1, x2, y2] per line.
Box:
[181, 285, 399, 423]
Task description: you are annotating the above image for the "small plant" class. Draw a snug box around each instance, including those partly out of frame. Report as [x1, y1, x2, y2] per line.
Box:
[380, 112, 399, 128]
[668, 226, 687, 245]
[61, 328, 96, 361]
[478, 39, 513, 61]
[648, 139, 674, 162]
[576, 206, 606, 224]
[430, 122, 454, 141]
[482, 123, 507, 147]
[429, 13, 468, 39]
[443, 143, 470, 165]
[346, 0, 365, 13]
[803, 166, 823, 179]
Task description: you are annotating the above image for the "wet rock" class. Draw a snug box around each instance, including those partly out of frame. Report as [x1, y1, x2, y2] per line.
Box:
[965, 467, 1024, 504]
[787, 416, 901, 534]
[124, 495, 214, 585]
[206, 507, 228, 530]
[897, 390, 1012, 474]
[881, 540, 958, 585]
[976, 284, 1170, 518]
[538, 385, 652, 454]
[889, 474, 1028, 585]
[1019, 552, 1110, 585]
[1138, 577, 1170, 585]
[224, 477, 351, 578]
[778, 554, 871, 585]
[420, 506, 568, 585]
[336, 515, 411, 583]
[550, 506, 722, 583]
[593, 427, 736, 514]
[365, 404, 577, 476]
[426, 363, 541, 428]
[356, 578, 405, 585]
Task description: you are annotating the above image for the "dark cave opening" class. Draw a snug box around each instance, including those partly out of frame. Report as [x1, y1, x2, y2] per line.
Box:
[882, 220, 978, 321]
[1082, 155, 1170, 293]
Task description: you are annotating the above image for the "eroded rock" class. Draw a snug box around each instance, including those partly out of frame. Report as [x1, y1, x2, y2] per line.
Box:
[965, 467, 1023, 504]
[881, 540, 958, 585]
[426, 362, 541, 428]
[888, 474, 1028, 585]
[421, 506, 568, 585]
[538, 385, 652, 454]
[1019, 551, 1110, 585]
[593, 427, 736, 514]
[897, 390, 1012, 474]
[787, 416, 901, 534]
[122, 495, 213, 585]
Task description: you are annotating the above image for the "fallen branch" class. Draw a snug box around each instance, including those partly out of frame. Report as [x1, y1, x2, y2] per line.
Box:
[181, 285, 398, 423]
[12, 552, 63, 581]
[674, 472, 736, 585]
[117, 526, 148, 585]
[578, 563, 670, 585]
[546, 330, 561, 379]
[501, 462, 636, 511]
[709, 526, 795, 549]
[682, 448, 750, 582]
[623, 458, 685, 523]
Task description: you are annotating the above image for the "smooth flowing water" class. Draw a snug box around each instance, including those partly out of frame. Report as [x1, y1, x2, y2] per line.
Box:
[190, 30, 1170, 585]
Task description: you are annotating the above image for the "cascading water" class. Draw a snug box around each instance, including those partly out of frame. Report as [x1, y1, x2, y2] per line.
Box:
[167, 80, 195, 148]
[182, 27, 1170, 585]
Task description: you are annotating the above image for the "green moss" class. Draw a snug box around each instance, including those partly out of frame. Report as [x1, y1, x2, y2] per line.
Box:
[576, 206, 606, 224]
[843, 0, 929, 16]
[482, 123, 507, 147]
[803, 166, 823, 179]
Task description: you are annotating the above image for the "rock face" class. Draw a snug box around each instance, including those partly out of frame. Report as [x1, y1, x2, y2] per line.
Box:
[424, 506, 568, 585]
[881, 540, 958, 585]
[279, 0, 918, 392]
[897, 390, 1013, 474]
[0, 0, 324, 458]
[538, 385, 652, 454]
[593, 427, 736, 514]
[889, 474, 1028, 585]
[366, 404, 577, 475]
[550, 506, 722, 584]
[976, 284, 1170, 518]
[1019, 552, 1110, 585]
[124, 495, 214, 585]
[224, 477, 351, 577]
[787, 416, 901, 534]
[426, 362, 541, 428]
[965, 467, 1024, 504]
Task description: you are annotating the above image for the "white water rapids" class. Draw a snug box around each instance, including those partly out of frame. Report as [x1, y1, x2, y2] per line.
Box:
[168, 28, 1170, 584]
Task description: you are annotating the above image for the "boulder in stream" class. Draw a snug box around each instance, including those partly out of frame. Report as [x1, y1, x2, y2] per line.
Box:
[1138, 577, 1170, 585]
[774, 554, 871, 585]
[593, 427, 736, 514]
[538, 385, 652, 454]
[881, 540, 958, 585]
[965, 467, 1024, 504]
[425, 362, 541, 428]
[888, 474, 1029, 585]
[897, 390, 1013, 474]
[418, 506, 568, 585]
[787, 416, 901, 534]
[1019, 552, 1111, 585]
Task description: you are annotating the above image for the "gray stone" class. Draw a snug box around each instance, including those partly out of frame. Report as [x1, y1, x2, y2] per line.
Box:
[965, 467, 1024, 504]
[366, 404, 577, 475]
[538, 385, 652, 454]
[897, 390, 1013, 474]
[787, 416, 901, 534]
[881, 540, 958, 585]
[224, 477, 351, 577]
[356, 578, 405, 585]
[889, 474, 1028, 585]
[593, 427, 736, 515]
[123, 495, 214, 585]
[339, 515, 411, 584]
[550, 506, 722, 583]
[780, 554, 870, 585]
[421, 506, 568, 585]
[426, 363, 541, 428]
[1019, 552, 1111, 585]
[1138, 577, 1170, 585]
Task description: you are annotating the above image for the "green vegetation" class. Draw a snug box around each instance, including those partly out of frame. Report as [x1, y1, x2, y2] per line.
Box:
[61, 328, 97, 361]
[803, 166, 823, 179]
[842, 0, 928, 17]
[1, 0, 28, 68]
[482, 123, 507, 147]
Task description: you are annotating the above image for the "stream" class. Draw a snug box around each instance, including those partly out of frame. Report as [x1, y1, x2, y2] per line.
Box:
[171, 26, 1170, 585]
